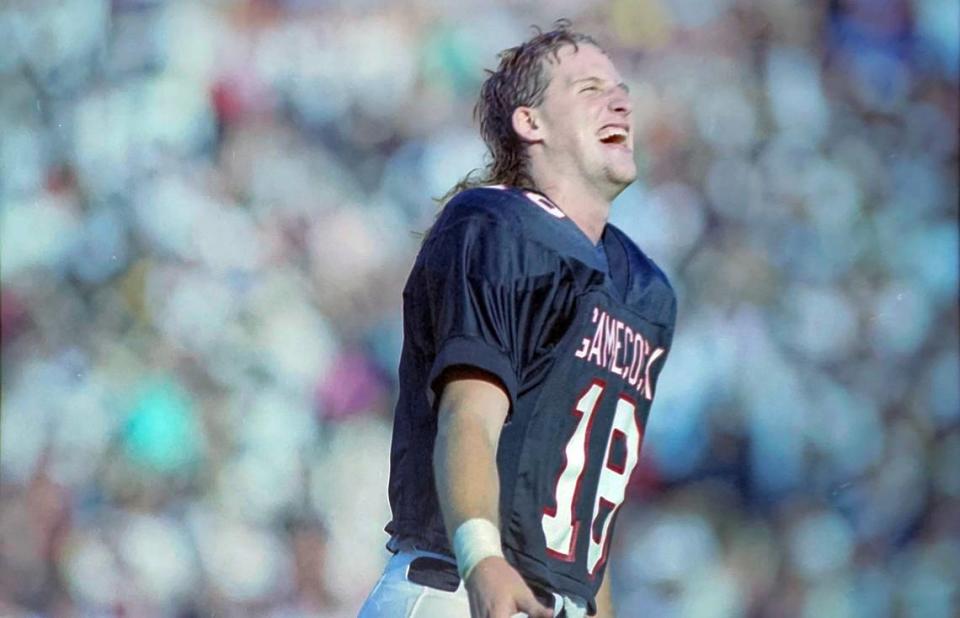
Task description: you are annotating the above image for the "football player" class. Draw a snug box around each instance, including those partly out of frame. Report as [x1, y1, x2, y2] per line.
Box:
[360, 21, 676, 618]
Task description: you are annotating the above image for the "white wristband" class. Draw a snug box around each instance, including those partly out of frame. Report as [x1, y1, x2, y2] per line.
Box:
[453, 518, 504, 581]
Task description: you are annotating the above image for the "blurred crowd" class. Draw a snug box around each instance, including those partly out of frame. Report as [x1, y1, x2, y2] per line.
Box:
[0, 0, 957, 616]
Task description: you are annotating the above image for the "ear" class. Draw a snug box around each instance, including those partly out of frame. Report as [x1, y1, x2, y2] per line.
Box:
[511, 106, 544, 143]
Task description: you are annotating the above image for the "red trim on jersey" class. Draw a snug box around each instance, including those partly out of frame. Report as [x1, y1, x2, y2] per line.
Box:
[591, 497, 617, 544]
[606, 429, 628, 475]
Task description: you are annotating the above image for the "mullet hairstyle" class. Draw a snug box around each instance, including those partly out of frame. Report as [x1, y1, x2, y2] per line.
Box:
[439, 20, 600, 204]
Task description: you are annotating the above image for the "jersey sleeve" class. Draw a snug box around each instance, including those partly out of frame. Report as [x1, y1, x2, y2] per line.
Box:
[417, 203, 557, 411]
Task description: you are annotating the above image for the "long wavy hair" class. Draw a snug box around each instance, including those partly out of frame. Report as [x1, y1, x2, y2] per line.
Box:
[438, 20, 599, 204]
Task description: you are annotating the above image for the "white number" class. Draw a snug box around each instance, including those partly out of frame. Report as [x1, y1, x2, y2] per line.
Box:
[523, 191, 566, 219]
[541, 381, 603, 560]
[541, 382, 641, 575]
[587, 396, 640, 574]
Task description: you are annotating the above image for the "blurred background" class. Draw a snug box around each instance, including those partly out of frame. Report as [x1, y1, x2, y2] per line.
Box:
[1, 0, 957, 616]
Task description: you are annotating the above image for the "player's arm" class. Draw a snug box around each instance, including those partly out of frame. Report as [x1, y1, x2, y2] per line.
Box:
[434, 367, 506, 533]
[434, 367, 553, 618]
[593, 563, 615, 618]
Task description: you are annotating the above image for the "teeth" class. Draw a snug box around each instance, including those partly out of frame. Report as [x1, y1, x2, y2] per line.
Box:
[599, 128, 628, 139]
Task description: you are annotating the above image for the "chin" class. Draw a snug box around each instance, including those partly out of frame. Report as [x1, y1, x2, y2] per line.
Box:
[607, 165, 637, 190]
[600, 176, 634, 202]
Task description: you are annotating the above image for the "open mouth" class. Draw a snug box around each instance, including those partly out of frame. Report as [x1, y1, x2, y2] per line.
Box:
[598, 125, 630, 149]
[600, 134, 628, 146]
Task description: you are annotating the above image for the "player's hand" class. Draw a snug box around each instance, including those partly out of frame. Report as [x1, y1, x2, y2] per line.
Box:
[464, 556, 554, 618]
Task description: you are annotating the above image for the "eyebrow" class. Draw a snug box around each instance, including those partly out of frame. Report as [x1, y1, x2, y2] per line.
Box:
[572, 76, 630, 94]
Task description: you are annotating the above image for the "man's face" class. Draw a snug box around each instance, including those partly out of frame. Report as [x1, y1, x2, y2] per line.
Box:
[535, 44, 635, 197]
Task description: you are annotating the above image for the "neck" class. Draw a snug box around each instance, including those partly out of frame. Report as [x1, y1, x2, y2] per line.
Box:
[529, 165, 614, 245]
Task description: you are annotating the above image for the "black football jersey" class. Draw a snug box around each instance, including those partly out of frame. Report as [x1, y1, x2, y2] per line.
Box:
[385, 186, 676, 611]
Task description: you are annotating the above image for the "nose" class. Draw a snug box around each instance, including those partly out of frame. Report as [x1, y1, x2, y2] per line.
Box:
[608, 88, 631, 116]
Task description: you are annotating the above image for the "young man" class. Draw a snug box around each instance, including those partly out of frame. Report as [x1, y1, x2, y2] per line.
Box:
[360, 22, 676, 618]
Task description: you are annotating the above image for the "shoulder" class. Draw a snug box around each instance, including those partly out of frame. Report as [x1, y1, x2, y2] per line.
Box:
[431, 186, 531, 236]
[420, 187, 561, 280]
